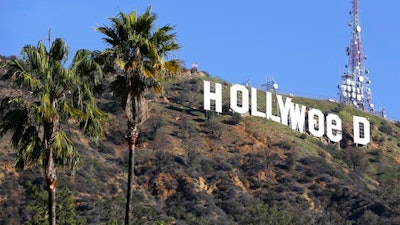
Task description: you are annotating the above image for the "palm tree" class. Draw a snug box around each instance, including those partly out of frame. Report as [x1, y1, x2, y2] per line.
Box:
[0, 38, 106, 225]
[96, 7, 180, 224]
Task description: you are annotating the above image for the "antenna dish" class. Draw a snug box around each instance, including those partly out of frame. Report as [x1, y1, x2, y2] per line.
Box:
[273, 83, 278, 90]
[359, 76, 364, 82]
[370, 103, 374, 108]
[356, 25, 362, 32]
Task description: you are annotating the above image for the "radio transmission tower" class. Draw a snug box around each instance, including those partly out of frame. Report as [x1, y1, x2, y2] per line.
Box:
[338, 0, 374, 112]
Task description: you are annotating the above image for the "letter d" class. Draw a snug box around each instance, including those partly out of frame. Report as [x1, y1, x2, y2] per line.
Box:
[353, 116, 370, 145]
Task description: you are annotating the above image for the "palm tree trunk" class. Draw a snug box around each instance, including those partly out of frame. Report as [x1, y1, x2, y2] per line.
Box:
[48, 180, 56, 225]
[45, 149, 57, 225]
[125, 126, 139, 225]
[124, 47, 145, 225]
[44, 120, 57, 225]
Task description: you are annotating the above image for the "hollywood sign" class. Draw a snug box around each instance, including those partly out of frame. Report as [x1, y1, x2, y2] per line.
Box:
[203, 81, 370, 145]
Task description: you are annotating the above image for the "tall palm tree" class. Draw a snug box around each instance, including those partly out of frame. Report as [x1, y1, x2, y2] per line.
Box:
[0, 38, 106, 225]
[96, 7, 180, 224]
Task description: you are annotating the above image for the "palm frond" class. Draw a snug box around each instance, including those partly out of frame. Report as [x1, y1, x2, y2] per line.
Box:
[152, 25, 181, 57]
[38, 93, 56, 120]
[71, 49, 104, 86]
[62, 101, 86, 120]
[116, 59, 127, 71]
[96, 26, 119, 47]
[50, 38, 69, 63]
[0, 96, 23, 114]
[2, 59, 42, 90]
[80, 102, 107, 137]
[23, 71, 42, 90]
[52, 130, 80, 169]
[14, 126, 43, 169]
[22, 43, 46, 72]
[0, 97, 43, 169]
[135, 7, 156, 37]
[2, 58, 24, 80]
[0, 108, 29, 137]
[110, 75, 128, 105]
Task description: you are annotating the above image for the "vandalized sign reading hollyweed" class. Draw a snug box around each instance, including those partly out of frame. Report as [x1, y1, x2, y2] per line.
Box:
[203, 81, 370, 146]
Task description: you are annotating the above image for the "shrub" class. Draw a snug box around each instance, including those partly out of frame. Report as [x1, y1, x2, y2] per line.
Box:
[149, 117, 167, 140]
[98, 142, 115, 155]
[272, 140, 294, 150]
[343, 147, 367, 172]
[99, 101, 121, 113]
[231, 112, 242, 125]
[357, 210, 379, 225]
[285, 152, 297, 169]
[332, 106, 344, 113]
[24, 182, 86, 225]
[367, 149, 381, 163]
[206, 114, 222, 139]
[107, 130, 126, 145]
[378, 121, 394, 136]
[299, 133, 307, 139]
[177, 114, 198, 140]
[299, 156, 344, 179]
[240, 202, 300, 225]
[377, 165, 400, 186]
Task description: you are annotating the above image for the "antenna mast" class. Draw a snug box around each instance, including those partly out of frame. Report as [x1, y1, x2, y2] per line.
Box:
[261, 75, 278, 93]
[338, 0, 374, 112]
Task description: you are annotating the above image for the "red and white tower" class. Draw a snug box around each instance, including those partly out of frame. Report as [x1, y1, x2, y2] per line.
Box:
[338, 0, 374, 112]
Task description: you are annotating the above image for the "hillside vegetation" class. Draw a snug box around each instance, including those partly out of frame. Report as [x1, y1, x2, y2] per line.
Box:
[1, 58, 400, 224]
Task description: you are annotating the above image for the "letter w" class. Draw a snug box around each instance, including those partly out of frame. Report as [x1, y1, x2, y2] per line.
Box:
[290, 103, 306, 133]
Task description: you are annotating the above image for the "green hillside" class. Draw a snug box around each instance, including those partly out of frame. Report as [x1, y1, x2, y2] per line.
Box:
[1, 62, 400, 224]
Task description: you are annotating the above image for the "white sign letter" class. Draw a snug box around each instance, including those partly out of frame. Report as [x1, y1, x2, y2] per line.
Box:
[326, 114, 342, 143]
[204, 81, 222, 113]
[353, 116, 370, 145]
[266, 92, 280, 123]
[251, 88, 266, 118]
[230, 84, 249, 114]
[277, 95, 293, 126]
[290, 103, 307, 133]
[308, 108, 324, 137]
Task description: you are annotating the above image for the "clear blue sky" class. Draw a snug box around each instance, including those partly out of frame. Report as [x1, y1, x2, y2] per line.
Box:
[1, 1, 400, 120]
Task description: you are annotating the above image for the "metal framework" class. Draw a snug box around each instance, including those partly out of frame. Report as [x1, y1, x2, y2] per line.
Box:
[261, 76, 278, 93]
[338, 0, 374, 112]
